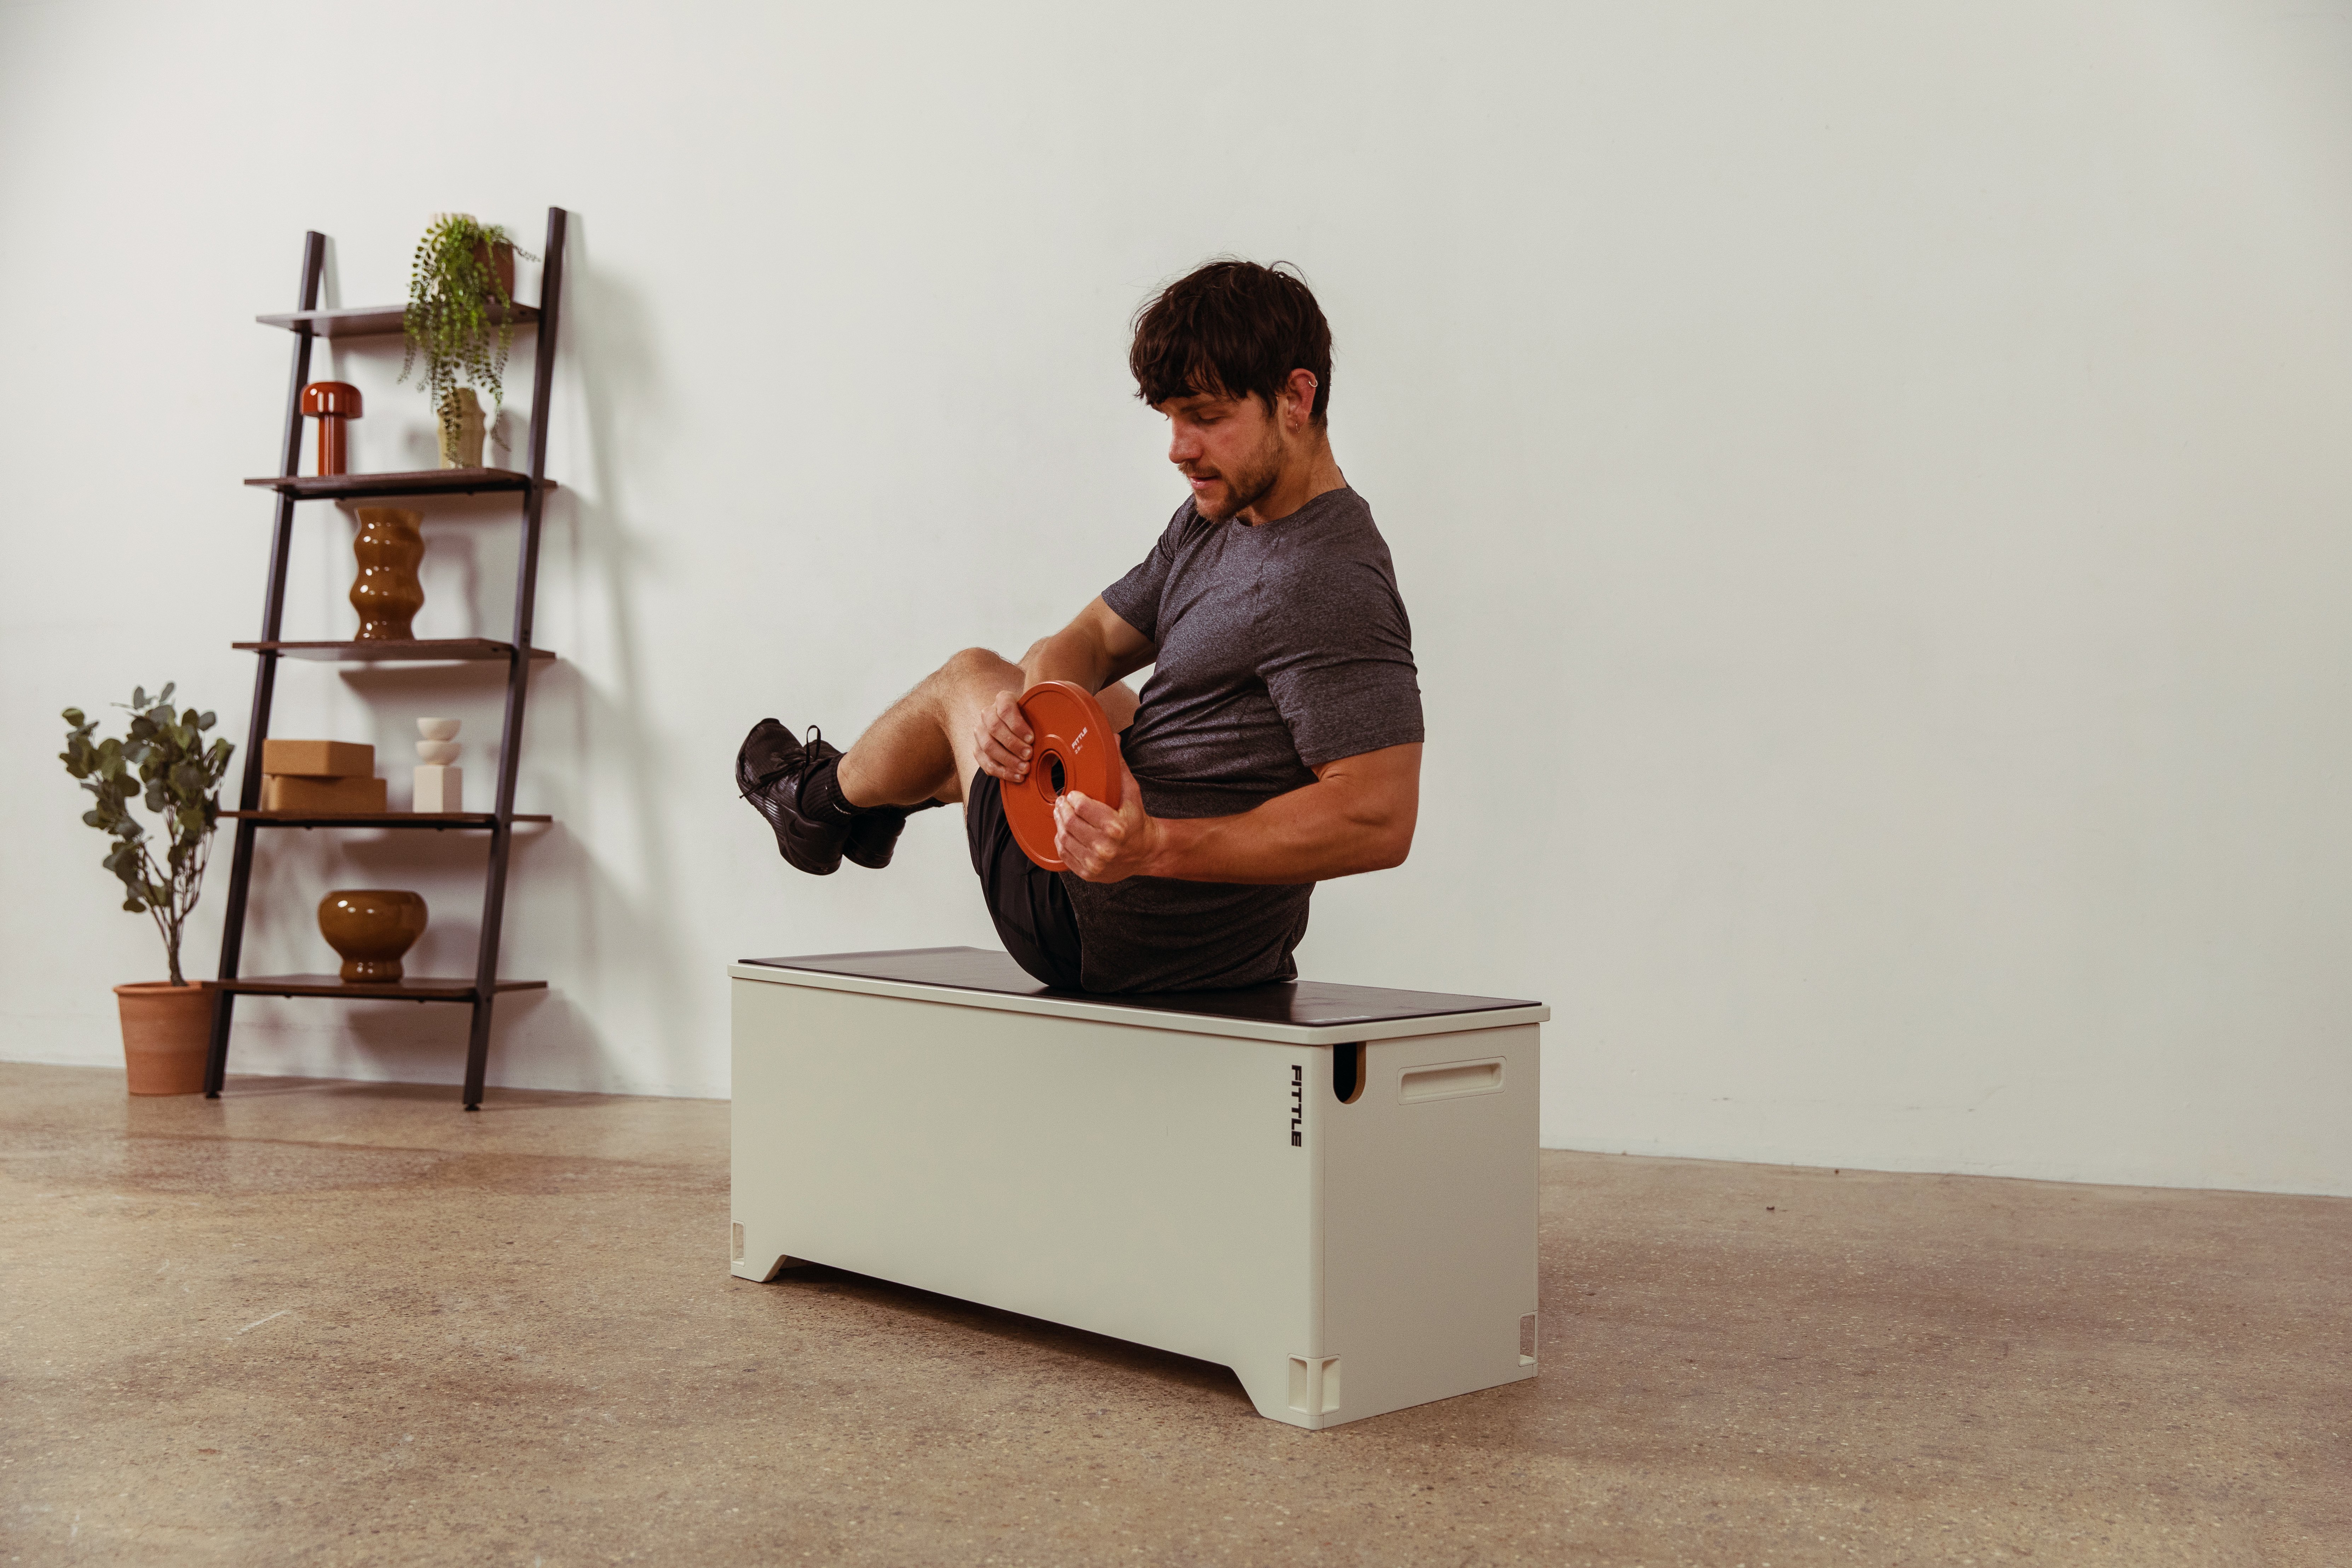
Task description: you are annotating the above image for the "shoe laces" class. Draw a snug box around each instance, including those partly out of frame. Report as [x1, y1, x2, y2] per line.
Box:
[796, 726, 830, 787]
[740, 724, 831, 802]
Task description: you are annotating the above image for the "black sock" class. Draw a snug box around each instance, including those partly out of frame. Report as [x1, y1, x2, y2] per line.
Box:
[800, 756, 869, 822]
[803, 755, 946, 822]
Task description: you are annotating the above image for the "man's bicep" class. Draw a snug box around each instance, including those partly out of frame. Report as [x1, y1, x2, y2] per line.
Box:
[1079, 595, 1156, 681]
[1269, 649, 1426, 776]
[1260, 563, 1423, 768]
[1312, 742, 1423, 796]
[1312, 742, 1422, 865]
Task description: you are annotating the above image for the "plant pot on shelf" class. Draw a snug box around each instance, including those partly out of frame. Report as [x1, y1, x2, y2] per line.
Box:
[113, 981, 215, 1095]
[436, 387, 486, 469]
[476, 239, 516, 304]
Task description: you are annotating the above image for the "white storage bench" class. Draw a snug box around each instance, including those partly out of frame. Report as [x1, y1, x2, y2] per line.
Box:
[727, 947, 1549, 1430]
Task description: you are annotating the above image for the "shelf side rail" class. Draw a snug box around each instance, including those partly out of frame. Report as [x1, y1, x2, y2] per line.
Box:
[207, 230, 326, 1097]
[462, 204, 568, 1108]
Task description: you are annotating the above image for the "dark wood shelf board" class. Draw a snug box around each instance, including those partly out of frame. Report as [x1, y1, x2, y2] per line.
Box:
[234, 639, 557, 663]
[217, 975, 548, 1002]
[244, 468, 557, 500]
[255, 302, 539, 338]
[223, 811, 552, 828]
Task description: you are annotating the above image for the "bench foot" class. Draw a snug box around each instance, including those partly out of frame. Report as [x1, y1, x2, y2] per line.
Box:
[730, 1221, 800, 1281]
[1232, 1354, 1345, 1430]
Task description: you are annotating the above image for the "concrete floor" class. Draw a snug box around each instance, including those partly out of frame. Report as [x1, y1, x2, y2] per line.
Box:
[1, 1064, 2344, 1567]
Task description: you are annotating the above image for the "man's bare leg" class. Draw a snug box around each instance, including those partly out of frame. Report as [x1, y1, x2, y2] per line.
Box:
[1098, 686, 1139, 735]
[835, 648, 1022, 810]
[835, 645, 1140, 812]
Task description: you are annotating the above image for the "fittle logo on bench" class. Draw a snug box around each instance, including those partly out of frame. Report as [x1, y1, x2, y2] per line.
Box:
[1290, 1064, 1303, 1147]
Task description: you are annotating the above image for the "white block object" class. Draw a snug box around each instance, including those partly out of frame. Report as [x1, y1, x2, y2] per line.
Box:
[413, 764, 463, 812]
[728, 947, 1548, 1430]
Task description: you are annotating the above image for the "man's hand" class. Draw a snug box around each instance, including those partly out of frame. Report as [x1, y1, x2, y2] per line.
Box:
[973, 689, 1033, 783]
[1054, 760, 1159, 882]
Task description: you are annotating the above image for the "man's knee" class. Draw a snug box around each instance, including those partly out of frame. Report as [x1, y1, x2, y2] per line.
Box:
[938, 646, 1022, 693]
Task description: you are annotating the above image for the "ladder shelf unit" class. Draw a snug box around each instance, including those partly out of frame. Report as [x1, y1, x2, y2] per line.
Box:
[206, 207, 569, 1109]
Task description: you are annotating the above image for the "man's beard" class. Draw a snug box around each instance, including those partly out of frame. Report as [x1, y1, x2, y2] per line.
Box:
[1190, 424, 1284, 522]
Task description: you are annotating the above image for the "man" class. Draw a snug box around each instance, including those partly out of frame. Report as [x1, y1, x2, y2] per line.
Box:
[737, 260, 1423, 993]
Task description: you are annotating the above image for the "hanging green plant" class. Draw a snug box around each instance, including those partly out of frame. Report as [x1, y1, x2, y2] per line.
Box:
[59, 685, 235, 986]
[399, 214, 538, 459]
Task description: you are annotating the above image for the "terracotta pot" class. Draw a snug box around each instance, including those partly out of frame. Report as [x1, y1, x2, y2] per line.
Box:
[318, 889, 428, 981]
[350, 507, 425, 640]
[474, 239, 517, 304]
[114, 981, 215, 1095]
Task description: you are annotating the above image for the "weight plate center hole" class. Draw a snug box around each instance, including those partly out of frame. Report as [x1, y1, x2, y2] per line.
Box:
[1046, 754, 1067, 797]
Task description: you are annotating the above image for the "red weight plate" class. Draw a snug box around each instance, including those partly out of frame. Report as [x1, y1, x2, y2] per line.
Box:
[1001, 681, 1124, 872]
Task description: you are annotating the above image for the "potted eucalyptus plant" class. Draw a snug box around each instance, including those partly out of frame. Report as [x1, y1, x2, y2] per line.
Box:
[60, 686, 235, 1094]
[399, 213, 536, 468]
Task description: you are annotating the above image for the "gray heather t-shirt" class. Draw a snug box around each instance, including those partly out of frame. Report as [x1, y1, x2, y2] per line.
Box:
[1061, 485, 1423, 992]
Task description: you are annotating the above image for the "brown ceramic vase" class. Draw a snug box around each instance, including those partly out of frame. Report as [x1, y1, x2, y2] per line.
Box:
[350, 508, 425, 640]
[317, 890, 429, 982]
[114, 981, 215, 1095]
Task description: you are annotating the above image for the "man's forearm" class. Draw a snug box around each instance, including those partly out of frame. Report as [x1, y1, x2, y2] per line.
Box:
[1141, 777, 1412, 885]
[1053, 744, 1421, 885]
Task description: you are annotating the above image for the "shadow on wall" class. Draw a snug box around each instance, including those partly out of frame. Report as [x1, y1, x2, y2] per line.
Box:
[514, 212, 704, 1093]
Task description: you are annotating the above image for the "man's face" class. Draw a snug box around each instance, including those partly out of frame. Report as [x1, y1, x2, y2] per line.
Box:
[1159, 391, 1285, 523]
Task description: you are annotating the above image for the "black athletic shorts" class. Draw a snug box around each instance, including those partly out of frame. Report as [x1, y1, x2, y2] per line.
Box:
[965, 770, 1085, 990]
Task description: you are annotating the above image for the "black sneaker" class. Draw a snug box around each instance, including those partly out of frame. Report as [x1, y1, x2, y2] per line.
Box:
[844, 807, 911, 871]
[736, 719, 851, 876]
[846, 789, 948, 869]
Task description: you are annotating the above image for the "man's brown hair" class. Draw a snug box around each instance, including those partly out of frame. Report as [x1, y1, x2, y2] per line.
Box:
[1129, 259, 1333, 425]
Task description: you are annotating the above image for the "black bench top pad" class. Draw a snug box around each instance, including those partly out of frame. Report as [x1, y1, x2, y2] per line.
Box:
[740, 946, 1540, 1028]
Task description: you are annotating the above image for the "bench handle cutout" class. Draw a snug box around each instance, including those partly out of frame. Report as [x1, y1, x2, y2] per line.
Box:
[1399, 1057, 1504, 1103]
[1333, 1042, 1365, 1104]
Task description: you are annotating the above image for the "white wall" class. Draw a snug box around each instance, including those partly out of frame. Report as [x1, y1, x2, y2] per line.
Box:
[4, 1, 2348, 1194]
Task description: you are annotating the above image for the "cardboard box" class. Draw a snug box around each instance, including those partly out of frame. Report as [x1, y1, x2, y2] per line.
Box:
[263, 774, 388, 813]
[261, 739, 374, 778]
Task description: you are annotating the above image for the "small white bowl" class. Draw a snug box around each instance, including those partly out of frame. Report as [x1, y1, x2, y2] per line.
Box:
[417, 717, 461, 742]
[416, 740, 461, 765]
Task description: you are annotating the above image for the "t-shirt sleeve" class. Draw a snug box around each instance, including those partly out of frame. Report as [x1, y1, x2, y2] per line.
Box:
[1099, 507, 1189, 645]
[1258, 549, 1425, 769]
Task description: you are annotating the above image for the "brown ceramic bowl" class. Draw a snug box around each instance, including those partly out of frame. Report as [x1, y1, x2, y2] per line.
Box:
[317, 889, 428, 982]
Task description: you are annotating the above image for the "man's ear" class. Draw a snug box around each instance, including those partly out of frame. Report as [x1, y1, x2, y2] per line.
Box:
[1282, 368, 1319, 430]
